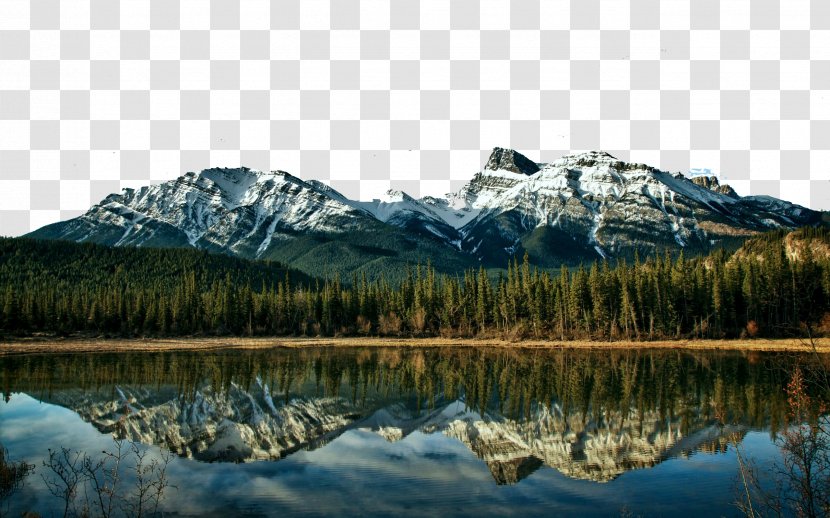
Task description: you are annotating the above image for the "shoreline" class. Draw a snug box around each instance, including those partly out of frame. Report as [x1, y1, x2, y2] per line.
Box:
[1, 336, 829, 355]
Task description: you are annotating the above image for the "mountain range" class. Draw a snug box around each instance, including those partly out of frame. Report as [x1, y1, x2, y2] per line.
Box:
[28, 148, 824, 279]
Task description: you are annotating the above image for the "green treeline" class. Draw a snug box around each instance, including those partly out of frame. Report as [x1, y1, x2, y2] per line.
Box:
[1, 228, 829, 340]
[0, 348, 804, 432]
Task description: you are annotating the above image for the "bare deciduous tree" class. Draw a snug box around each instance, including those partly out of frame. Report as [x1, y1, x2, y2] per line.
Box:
[731, 363, 830, 518]
[41, 438, 175, 518]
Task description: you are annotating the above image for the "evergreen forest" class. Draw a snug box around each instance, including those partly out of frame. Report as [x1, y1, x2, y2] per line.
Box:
[1, 227, 829, 341]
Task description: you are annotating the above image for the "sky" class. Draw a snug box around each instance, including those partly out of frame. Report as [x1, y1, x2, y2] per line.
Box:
[0, 0, 828, 236]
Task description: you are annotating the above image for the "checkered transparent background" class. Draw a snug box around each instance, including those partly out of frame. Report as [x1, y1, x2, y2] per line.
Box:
[0, 0, 829, 236]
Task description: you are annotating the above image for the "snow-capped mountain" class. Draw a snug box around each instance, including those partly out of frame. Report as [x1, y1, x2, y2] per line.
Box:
[28, 148, 823, 275]
[39, 384, 741, 484]
[380, 148, 822, 266]
[30, 168, 378, 256]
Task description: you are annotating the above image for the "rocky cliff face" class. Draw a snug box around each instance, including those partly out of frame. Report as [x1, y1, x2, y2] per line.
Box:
[690, 175, 738, 198]
[484, 147, 541, 175]
[27, 149, 823, 272]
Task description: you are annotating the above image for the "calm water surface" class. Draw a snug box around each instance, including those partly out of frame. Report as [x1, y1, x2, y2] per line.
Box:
[0, 347, 817, 516]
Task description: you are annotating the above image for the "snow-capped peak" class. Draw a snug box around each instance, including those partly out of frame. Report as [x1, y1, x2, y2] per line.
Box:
[549, 150, 621, 168]
[378, 189, 412, 203]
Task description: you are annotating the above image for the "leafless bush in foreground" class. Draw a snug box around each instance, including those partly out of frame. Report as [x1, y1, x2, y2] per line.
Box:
[42, 435, 174, 518]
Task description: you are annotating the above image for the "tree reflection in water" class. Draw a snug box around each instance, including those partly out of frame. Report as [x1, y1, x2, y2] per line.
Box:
[3, 348, 825, 486]
[729, 362, 830, 518]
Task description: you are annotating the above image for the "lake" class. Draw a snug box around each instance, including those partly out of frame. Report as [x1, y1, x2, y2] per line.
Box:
[0, 346, 821, 516]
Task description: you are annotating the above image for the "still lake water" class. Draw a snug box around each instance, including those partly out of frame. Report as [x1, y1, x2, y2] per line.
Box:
[0, 346, 816, 516]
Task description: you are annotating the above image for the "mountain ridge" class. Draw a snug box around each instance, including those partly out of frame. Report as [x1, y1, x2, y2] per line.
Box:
[27, 148, 824, 279]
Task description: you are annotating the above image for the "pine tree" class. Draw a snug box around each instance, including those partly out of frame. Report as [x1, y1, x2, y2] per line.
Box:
[2, 285, 19, 331]
[476, 266, 489, 332]
[588, 262, 605, 337]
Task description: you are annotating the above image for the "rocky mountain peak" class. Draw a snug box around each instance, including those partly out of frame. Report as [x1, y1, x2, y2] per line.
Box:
[196, 167, 297, 185]
[196, 167, 260, 195]
[691, 175, 739, 198]
[574, 150, 618, 161]
[553, 150, 622, 169]
[380, 189, 413, 203]
[484, 147, 540, 175]
[198, 166, 254, 179]
[690, 175, 720, 189]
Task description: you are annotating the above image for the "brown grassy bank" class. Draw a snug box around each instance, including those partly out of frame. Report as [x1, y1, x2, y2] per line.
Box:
[1, 336, 829, 356]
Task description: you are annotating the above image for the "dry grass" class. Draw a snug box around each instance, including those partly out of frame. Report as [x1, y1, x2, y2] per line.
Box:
[1, 336, 829, 356]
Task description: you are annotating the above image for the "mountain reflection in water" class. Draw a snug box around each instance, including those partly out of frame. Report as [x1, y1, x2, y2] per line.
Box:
[0, 346, 820, 516]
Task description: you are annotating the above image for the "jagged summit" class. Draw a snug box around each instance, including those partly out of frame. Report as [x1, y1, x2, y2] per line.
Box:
[559, 150, 618, 162]
[376, 189, 414, 203]
[484, 147, 541, 175]
[690, 175, 739, 198]
[550, 150, 632, 171]
[27, 148, 823, 277]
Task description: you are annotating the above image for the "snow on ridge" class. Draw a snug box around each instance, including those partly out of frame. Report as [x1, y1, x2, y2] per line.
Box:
[53, 149, 816, 257]
[114, 157, 740, 233]
[549, 150, 619, 168]
[742, 194, 803, 209]
[652, 170, 740, 208]
[356, 189, 411, 221]
[319, 148, 796, 235]
[82, 166, 372, 248]
[198, 167, 261, 207]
